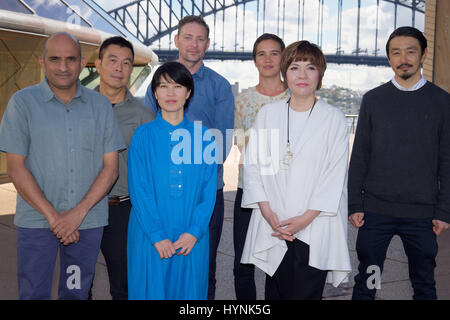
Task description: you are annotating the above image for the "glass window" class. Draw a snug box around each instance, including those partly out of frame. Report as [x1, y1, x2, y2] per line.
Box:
[22, 0, 90, 27]
[0, 1, 33, 14]
[64, 0, 127, 36]
[79, 65, 151, 94]
[80, 66, 100, 90]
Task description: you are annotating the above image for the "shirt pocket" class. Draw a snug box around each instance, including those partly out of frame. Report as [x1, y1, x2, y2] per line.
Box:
[79, 118, 96, 153]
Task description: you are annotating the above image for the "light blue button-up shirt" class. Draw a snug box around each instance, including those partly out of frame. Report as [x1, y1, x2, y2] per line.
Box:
[0, 78, 126, 229]
[144, 63, 234, 189]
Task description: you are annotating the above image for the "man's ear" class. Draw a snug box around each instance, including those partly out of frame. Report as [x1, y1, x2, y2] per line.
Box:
[81, 57, 87, 69]
[94, 58, 101, 73]
[174, 34, 179, 49]
[420, 47, 428, 65]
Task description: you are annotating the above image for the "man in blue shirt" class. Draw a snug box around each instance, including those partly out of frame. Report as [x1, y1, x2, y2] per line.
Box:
[144, 15, 234, 299]
[0, 32, 125, 299]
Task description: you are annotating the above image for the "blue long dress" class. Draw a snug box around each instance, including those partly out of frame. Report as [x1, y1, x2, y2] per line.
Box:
[127, 113, 217, 300]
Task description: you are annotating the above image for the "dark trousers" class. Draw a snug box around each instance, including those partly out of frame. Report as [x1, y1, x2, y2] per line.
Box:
[265, 239, 328, 300]
[207, 189, 224, 300]
[352, 211, 438, 300]
[233, 188, 256, 300]
[100, 200, 131, 300]
[17, 227, 103, 300]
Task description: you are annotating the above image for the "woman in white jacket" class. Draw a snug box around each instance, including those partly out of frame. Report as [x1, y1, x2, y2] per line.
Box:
[241, 40, 352, 300]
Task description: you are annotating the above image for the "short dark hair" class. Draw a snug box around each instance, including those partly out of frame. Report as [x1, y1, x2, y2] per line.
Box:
[386, 26, 427, 57]
[252, 33, 285, 61]
[99, 36, 134, 61]
[281, 40, 327, 90]
[151, 61, 194, 110]
[178, 15, 210, 38]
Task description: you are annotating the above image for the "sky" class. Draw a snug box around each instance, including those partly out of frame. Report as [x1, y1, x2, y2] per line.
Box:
[93, 0, 425, 95]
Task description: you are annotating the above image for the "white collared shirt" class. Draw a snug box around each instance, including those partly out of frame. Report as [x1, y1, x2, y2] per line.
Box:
[392, 74, 427, 91]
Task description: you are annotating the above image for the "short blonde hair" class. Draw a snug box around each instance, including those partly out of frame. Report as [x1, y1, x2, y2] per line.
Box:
[281, 40, 327, 90]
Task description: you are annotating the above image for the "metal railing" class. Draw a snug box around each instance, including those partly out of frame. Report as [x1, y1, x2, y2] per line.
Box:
[346, 115, 358, 134]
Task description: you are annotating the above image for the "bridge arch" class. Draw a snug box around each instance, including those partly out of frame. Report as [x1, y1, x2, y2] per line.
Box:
[107, 0, 425, 66]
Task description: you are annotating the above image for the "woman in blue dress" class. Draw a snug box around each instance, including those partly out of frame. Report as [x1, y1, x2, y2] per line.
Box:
[127, 62, 217, 300]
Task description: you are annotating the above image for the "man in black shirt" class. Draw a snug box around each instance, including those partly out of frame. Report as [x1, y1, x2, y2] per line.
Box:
[348, 26, 450, 300]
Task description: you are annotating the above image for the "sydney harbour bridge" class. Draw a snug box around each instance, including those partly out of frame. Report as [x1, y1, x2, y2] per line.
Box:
[97, 0, 425, 66]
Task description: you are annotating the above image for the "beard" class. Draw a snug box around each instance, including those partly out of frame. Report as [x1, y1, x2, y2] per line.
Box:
[396, 63, 416, 80]
[400, 72, 413, 80]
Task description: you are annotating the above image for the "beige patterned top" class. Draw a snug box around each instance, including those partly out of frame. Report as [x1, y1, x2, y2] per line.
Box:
[234, 86, 290, 188]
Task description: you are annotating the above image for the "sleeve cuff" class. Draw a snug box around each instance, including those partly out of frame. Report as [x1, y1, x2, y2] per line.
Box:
[434, 208, 450, 224]
[149, 230, 169, 245]
[241, 185, 267, 209]
[348, 204, 364, 216]
[186, 226, 202, 240]
[308, 198, 339, 216]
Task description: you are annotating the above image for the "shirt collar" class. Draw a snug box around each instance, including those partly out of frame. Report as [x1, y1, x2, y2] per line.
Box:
[40, 77, 85, 103]
[192, 63, 206, 79]
[94, 86, 133, 106]
[113, 89, 135, 108]
[391, 75, 427, 91]
[176, 58, 205, 79]
[155, 111, 187, 129]
[122, 88, 134, 103]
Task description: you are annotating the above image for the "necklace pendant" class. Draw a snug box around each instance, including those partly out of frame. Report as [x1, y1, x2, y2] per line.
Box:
[281, 143, 294, 170]
[286, 143, 293, 157]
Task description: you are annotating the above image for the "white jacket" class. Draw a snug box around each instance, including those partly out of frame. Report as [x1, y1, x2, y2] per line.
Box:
[241, 98, 352, 287]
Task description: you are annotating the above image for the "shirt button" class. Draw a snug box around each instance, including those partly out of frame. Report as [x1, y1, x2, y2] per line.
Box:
[69, 128, 72, 132]
[178, 170, 182, 174]
[70, 190, 74, 193]
[178, 185, 182, 188]
[66, 109, 70, 113]
[169, 132, 173, 135]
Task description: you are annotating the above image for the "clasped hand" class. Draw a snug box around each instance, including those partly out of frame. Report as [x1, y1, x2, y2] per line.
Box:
[50, 209, 84, 246]
[262, 207, 319, 242]
[154, 233, 198, 259]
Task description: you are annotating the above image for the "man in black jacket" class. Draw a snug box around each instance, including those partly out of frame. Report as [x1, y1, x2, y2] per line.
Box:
[348, 26, 450, 300]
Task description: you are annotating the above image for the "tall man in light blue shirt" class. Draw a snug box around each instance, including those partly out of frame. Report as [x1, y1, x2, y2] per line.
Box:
[0, 33, 125, 299]
[144, 15, 234, 299]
